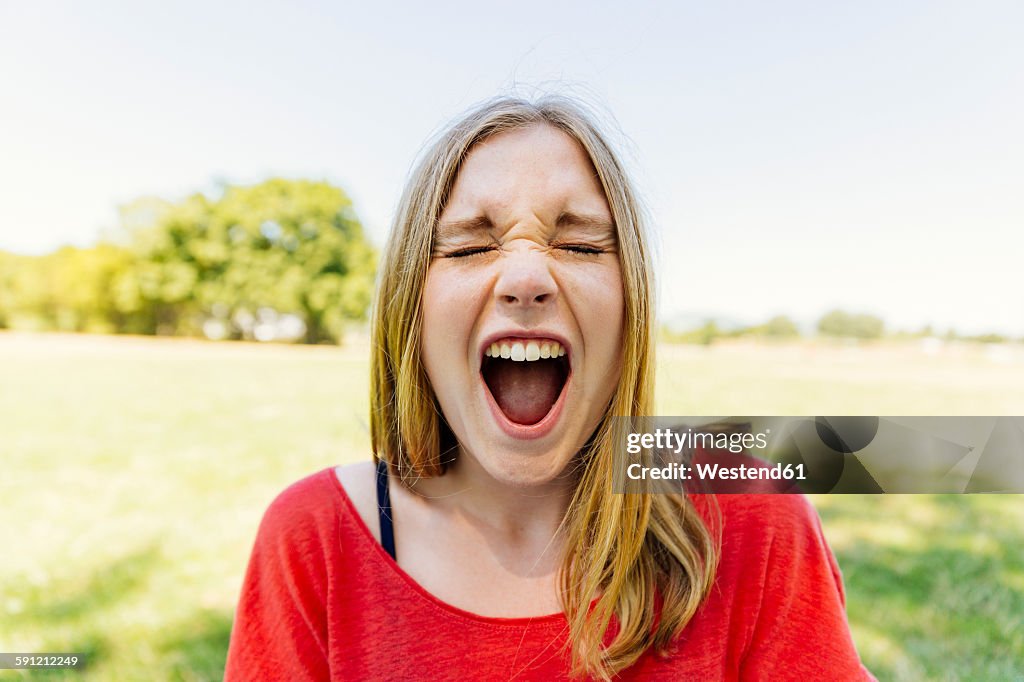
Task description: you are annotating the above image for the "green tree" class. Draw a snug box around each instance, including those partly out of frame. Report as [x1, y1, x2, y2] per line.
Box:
[0, 246, 134, 333]
[51, 245, 134, 332]
[817, 309, 885, 340]
[116, 179, 376, 343]
[664, 320, 722, 345]
[0, 251, 22, 329]
[759, 315, 801, 339]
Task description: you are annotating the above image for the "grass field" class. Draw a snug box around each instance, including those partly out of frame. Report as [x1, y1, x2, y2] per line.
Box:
[1, 332, 1022, 680]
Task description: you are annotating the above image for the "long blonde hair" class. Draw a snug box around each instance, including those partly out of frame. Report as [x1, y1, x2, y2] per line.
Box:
[369, 95, 718, 679]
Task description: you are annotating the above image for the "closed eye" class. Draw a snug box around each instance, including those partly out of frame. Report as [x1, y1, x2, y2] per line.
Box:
[556, 243, 605, 256]
[445, 245, 497, 258]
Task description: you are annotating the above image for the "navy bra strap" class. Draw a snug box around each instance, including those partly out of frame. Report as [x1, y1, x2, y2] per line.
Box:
[375, 459, 396, 560]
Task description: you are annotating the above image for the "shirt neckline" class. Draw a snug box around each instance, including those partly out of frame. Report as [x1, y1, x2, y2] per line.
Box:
[323, 466, 569, 629]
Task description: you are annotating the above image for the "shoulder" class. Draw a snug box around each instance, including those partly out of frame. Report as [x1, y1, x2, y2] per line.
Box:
[263, 468, 338, 521]
[254, 467, 350, 553]
[738, 493, 831, 559]
[714, 492, 822, 536]
[705, 492, 845, 602]
[253, 461, 388, 561]
[696, 492, 839, 581]
[705, 498, 872, 678]
[334, 460, 380, 542]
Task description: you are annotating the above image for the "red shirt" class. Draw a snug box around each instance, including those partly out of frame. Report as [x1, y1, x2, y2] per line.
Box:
[225, 468, 874, 681]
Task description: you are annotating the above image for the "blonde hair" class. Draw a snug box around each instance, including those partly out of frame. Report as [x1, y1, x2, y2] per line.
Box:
[369, 95, 718, 679]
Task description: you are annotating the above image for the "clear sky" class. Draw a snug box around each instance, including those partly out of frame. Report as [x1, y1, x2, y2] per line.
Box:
[1, 1, 1021, 334]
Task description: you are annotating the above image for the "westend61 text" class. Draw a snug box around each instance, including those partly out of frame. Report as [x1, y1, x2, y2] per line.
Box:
[626, 462, 806, 482]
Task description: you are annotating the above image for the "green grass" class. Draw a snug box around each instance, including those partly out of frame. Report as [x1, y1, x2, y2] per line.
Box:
[1, 333, 1022, 680]
[812, 495, 1024, 680]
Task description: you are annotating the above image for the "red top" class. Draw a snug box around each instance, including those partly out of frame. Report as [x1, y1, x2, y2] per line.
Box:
[225, 468, 875, 681]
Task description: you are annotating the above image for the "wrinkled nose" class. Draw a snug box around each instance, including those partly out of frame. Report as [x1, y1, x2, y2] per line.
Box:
[494, 249, 558, 311]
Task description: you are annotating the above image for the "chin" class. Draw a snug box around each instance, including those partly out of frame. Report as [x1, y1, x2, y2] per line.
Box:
[472, 443, 578, 489]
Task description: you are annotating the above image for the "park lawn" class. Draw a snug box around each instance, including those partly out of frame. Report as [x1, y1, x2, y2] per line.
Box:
[1, 333, 1022, 680]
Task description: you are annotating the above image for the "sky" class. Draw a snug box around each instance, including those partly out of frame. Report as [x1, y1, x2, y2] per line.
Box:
[1, 1, 1022, 335]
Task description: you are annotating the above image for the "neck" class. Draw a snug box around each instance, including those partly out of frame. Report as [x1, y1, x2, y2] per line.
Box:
[411, 451, 578, 570]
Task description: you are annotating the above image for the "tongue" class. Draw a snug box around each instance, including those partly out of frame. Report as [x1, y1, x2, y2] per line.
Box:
[486, 360, 563, 425]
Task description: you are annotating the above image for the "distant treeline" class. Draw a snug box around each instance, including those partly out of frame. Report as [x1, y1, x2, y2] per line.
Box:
[0, 179, 376, 344]
[662, 311, 1019, 345]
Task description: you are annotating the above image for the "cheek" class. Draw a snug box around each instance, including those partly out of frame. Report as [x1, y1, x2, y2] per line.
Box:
[599, 270, 626, 379]
[420, 266, 483, 381]
[564, 262, 626, 352]
[421, 270, 453, 376]
[606, 268, 626, 344]
[597, 286, 626, 411]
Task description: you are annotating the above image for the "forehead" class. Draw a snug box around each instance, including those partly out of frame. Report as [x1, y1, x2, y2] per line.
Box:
[441, 123, 611, 226]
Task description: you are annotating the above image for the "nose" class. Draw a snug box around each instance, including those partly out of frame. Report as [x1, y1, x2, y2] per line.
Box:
[493, 247, 558, 311]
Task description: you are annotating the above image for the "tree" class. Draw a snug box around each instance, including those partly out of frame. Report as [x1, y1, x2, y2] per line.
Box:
[0, 251, 21, 329]
[116, 179, 376, 343]
[817, 309, 884, 340]
[664, 319, 722, 345]
[761, 315, 800, 338]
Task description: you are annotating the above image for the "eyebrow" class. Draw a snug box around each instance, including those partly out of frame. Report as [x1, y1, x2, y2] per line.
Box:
[556, 211, 615, 233]
[435, 215, 494, 239]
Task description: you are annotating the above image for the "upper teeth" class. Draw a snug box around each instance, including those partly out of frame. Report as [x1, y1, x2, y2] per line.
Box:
[484, 340, 565, 361]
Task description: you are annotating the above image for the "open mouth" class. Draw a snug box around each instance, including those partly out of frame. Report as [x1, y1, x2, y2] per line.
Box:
[480, 340, 570, 426]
